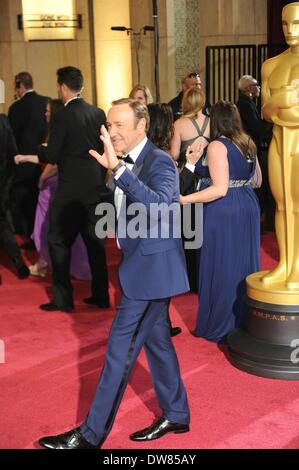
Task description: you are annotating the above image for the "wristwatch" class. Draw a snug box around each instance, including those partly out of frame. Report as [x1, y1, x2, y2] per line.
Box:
[111, 160, 125, 176]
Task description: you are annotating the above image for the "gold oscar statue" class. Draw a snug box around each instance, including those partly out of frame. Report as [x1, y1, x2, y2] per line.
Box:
[247, 2, 299, 305]
[228, 3, 299, 379]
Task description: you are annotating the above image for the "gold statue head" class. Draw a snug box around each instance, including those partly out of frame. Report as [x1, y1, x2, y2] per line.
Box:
[282, 2, 299, 47]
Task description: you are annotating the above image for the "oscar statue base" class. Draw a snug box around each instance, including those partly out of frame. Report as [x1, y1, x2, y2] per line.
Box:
[227, 271, 299, 380]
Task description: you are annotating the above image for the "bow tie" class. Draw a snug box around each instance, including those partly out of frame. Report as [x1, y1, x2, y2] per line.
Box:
[121, 155, 134, 165]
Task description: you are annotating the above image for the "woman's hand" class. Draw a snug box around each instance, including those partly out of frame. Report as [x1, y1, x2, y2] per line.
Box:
[14, 155, 28, 165]
[14, 154, 39, 165]
[89, 125, 119, 170]
[180, 195, 186, 205]
[186, 140, 205, 165]
[38, 176, 46, 190]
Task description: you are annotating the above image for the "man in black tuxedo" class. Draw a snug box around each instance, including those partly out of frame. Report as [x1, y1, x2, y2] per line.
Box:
[237, 75, 271, 156]
[8, 72, 49, 240]
[0, 114, 29, 279]
[168, 71, 202, 121]
[37, 66, 109, 312]
[237, 75, 274, 230]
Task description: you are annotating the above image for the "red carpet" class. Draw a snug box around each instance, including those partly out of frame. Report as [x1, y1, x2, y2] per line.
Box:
[0, 233, 299, 449]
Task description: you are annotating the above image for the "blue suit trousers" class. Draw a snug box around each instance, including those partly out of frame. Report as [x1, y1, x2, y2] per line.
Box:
[80, 295, 190, 446]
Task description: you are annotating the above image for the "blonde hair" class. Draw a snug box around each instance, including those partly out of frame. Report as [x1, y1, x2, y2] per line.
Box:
[129, 84, 153, 105]
[182, 87, 205, 118]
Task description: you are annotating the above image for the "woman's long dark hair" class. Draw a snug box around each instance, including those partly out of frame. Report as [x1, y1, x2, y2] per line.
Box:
[210, 100, 256, 160]
[46, 99, 64, 143]
[147, 103, 174, 152]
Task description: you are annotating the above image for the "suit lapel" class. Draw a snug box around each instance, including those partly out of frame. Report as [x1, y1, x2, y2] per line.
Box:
[134, 139, 155, 168]
[108, 140, 156, 192]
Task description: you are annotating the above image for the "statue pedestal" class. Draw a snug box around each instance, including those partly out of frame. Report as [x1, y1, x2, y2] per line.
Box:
[227, 271, 299, 380]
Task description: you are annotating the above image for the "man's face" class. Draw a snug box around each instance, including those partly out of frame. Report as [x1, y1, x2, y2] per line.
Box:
[183, 74, 202, 91]
[45, 102, 51, 123]
[107, 104, 146, 154]
[282, 5, 299, 47]
[56, 82, 69, 103]
[249, 80, 260, 98]
[132, 89, 147, 105]
[14, 82, 24, 98]
[57, 83, 63, 101]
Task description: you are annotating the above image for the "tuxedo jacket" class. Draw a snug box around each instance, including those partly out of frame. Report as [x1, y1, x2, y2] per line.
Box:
[0, 114, 18, 213]
[111, 139, 190, 300]
[37, 98, 107, 203]
[237, 93, 272, 156]
[168, 91, 184, 121]
[8, 91, 49, 182]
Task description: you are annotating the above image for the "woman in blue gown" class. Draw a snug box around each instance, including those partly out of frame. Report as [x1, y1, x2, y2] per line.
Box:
[180, 101, 260, 343]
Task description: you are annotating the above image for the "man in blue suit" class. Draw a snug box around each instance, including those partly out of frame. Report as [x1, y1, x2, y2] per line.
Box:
[39, 99, 190, 449]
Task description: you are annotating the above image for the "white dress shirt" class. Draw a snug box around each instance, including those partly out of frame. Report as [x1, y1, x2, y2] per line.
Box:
[114, 136, 148, 219]
[64, 96, 81, 107]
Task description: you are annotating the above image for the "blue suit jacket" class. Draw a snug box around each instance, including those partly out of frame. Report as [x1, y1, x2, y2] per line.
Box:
[113, 139, 190, 300]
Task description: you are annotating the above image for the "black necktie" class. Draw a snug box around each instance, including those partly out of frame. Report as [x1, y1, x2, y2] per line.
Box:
[122, 154, 134, 164]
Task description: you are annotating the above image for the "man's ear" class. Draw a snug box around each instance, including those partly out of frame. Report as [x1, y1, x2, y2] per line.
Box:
[137, 117, 146, 133]
[61, 83, 68, 95]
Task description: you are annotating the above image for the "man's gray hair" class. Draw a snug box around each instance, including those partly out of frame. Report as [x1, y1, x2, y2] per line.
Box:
[111, 98, 150, 131]
[238, 75, 257, 92]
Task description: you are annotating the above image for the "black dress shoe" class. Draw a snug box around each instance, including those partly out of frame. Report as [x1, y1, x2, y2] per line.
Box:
[40, 302, 74, 313]
[83, 296, 110, 309]
[39, 427, 98, 449]
[20, 240, 36, 250]
[16, 263, 30, 279]
[12, 256, 30, 279]
[129, 416, 189, 442]
[170, 326, 182, 337]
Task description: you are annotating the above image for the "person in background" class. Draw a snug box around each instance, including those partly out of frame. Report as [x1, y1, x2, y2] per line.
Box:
[129, 84, 153, 106]
[0, 113, 29, 279]
[237, 74, 274, 232]
[170, 87, 210, 167]
[237, 75, 267, 154]
[36, 66, 109, 312]
[180, 101, 260, 343]
[147, 103, 174, 152]
[170, 87, 210, 292]
[15, 99, 91, 281]
[168, 71, 202, 121]
[8, 72, 50, 245]
[147, 102, 182, 337]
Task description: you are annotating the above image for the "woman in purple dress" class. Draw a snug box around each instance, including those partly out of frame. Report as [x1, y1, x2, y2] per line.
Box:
[14, 99, 91, 280]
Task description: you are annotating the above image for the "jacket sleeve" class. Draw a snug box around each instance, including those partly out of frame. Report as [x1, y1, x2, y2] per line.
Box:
[179, 166, 197, 195]
[115, 152, 178, 212]
[5, 116, 19, 160]
[8, 103, 23, 145]
[239, 100, 264, 141]
[0, 116, 18, 209]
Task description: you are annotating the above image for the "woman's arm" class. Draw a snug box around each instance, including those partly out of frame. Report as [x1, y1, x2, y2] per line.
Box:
[170, 120, 182, 161]
[180, 141, 229, 204]
[251, 156, 262, 188]
[14, 154, 39, 164]
[40, 164, 57, 180]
